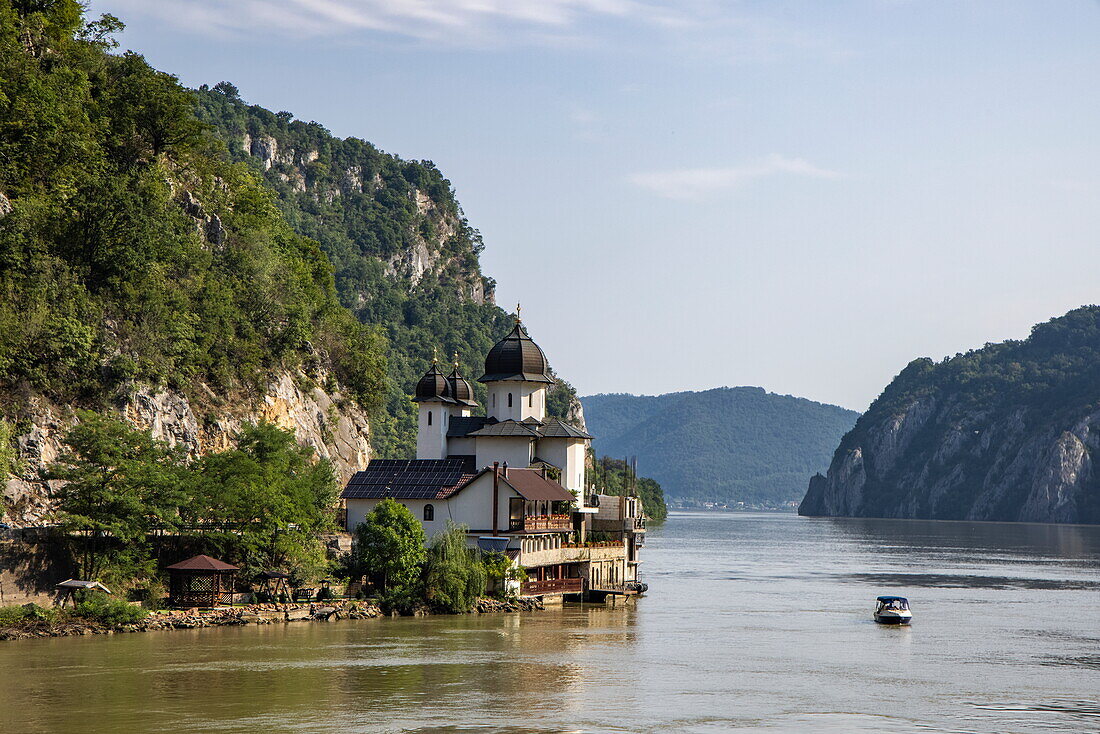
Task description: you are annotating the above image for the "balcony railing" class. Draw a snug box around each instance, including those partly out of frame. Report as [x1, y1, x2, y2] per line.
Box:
[520, 577, 583, 596]
[511, 514, 572, 532]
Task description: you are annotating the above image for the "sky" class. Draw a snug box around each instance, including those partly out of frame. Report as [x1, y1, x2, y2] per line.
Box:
[89, 0, 1100, 411]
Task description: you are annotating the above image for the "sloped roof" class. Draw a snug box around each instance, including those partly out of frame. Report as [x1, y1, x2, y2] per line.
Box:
[500, 469, 575, 501]
[466, 420, 543, 438]
[166, 555, 238, 572]
[538, 418, 593, 440]
[448, 416, 487, 437]
[450, 416, 591, 441]
[341, 458, 477, 500]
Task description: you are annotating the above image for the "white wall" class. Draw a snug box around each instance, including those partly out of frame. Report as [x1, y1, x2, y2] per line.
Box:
[486, 381, 546, 421]
[416, 402, 451, 459]
[475, 436, 533, 471]
[536, 438, 587, 493]
[346, 497, 449, 537]
[447, 436, 476, 457]
[346, 473, 521, 539]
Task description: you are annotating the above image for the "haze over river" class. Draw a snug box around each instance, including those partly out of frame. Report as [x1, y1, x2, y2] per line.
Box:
[2, 512, 1099, 733]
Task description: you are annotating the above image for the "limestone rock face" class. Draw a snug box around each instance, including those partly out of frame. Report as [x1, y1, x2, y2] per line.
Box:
[800, 396, 1100, 524]
[233, 133, 491, 307]
[2, 369, 371, 527]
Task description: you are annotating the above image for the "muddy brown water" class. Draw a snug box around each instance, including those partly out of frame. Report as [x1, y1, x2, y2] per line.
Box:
[1, 511, 1098, 733]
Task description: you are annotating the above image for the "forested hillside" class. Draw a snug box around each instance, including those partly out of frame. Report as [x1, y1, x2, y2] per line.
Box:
[583, 388, 859, 506]
[801, 306, 1100, 523]
[0, 4, 383, 408]
[193, 83, 578, 455]
[0, 1, 578, 524]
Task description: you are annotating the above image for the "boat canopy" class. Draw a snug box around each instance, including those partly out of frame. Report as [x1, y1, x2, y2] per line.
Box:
[876, 595, 908, 602]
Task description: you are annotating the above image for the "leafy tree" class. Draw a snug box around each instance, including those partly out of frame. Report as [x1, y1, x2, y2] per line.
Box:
[47, 412, 187, 580]
[351, 498, 426, 592]
[0, 1, 387, 410]
[423, 521, 486, 613]
[591, 455, 668, 523]
[185, 422, 338, 577]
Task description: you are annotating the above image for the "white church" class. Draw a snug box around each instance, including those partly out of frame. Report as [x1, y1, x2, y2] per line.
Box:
[341, 314, 646, 598]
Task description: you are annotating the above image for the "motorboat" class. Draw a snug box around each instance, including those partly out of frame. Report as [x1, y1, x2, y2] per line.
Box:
[874, 596, 912, 625]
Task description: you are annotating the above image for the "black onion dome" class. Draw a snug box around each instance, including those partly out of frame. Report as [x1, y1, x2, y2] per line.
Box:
[413, 362, 454, 403]
[448, 363, 479, 407]
[479, 322, 554, 383]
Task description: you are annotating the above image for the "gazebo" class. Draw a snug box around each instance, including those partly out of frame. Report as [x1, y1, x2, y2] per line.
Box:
[166, 555, 238, 607]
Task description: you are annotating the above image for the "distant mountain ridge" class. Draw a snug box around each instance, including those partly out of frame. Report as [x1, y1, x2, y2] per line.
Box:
[581, 388, 859, 505]
[801, 306, 1100, 524]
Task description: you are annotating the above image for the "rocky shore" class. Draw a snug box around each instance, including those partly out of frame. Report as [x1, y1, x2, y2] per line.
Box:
[0, 596, 546, 642]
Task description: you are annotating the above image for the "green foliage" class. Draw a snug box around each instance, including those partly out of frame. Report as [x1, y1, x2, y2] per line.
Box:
[184, 422, 339, 578]
[591, 456, 668, 523]
[0, 603, 57, 626]
[72, 591, 147, 625]
[46, 415, 337, 582]
[0, 418, 18, 478]
[47, 411, 187, 579]
[0, 2, 386, 409]
[352, 499, 426, 592]
[422, 521, 486, 613]
[583, 388, 860, 505]
[193, 85, 519, 456]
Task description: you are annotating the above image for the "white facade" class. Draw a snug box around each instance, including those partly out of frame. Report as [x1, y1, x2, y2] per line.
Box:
[416, 401, 451, 460]
[346, 471, 545, 543]
[475, 436, 535, 471]
[486, 381, 547, 422]
[538, 438, 588, 494]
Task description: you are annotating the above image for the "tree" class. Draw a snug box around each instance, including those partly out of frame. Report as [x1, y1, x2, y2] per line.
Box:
[47, 412, 186, 580]
[352, 499, 425, 592]
[423, 521, 485, 613]
[186, 422, 338, 577]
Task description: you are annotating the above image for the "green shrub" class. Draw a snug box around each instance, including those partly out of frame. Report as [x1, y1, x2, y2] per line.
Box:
[0, 603, 60, 626]
[72, 593, 148, 626]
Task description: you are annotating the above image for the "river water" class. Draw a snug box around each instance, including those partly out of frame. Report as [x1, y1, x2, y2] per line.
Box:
[2, 511, 1099, 733]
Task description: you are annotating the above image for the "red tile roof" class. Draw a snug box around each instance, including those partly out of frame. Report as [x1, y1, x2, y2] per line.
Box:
[499, 469, 575, 501]
[166, 554, 238, 571]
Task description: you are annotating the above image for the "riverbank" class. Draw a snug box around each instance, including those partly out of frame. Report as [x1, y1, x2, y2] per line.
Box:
[0, 596, 546, 642]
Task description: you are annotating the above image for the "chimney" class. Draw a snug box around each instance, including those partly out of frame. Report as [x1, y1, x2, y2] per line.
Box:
[492, 462, 500, 535]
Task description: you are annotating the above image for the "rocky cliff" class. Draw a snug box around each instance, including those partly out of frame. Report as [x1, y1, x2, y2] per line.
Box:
[5, 368, 371, 526]
[800, 307, 1100, 524]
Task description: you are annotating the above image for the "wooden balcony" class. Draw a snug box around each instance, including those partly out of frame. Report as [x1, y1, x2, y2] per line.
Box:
[511, 514, 572, 532]
[520, 577, 583, 596]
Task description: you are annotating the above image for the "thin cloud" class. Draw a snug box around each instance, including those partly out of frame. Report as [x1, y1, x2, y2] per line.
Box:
[628, 155, 842, 200]
[95, 0, 848, 59]
[101, 0, 653, 44]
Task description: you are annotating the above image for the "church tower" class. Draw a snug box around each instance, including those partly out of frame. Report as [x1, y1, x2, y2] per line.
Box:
[479, 308, 554, 421]
[413, 358, 454, 459]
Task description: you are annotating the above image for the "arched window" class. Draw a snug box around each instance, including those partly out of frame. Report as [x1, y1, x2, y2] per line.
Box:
[508, 393, 513, 408]
[427, 410, 432, 426]
[423, 504, 434, 521]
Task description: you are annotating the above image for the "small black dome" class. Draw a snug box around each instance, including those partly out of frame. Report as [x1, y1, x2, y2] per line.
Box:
[448, 363, 478, 407]
[413, 362, 454, 403]
[479, 322, 554, 383]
